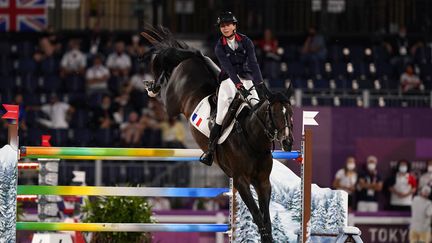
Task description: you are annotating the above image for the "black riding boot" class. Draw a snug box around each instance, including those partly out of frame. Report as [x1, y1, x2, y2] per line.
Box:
[200, 124, 222, 166]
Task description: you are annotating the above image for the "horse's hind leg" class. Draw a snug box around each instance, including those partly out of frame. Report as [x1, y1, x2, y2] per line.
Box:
[254, 179, 273, 242]
[234, 177, 272, 243]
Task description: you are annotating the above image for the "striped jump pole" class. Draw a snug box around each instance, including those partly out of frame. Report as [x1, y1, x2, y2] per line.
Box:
[20, 147, 301, 161]
[18, 162, 39, 170]
[17, 222, 230, 232]
[17, 195, 38, 202]
[17, 186, 230, 198]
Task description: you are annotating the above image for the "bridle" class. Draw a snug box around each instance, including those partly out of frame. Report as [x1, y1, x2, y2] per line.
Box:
[254, 100, 291, 142]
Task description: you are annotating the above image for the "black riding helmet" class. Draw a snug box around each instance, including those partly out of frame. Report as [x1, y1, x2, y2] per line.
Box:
[216, 11, 238, 27]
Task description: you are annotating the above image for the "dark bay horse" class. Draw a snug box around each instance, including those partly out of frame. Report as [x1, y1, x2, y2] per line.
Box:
[141, 27, 294, 243]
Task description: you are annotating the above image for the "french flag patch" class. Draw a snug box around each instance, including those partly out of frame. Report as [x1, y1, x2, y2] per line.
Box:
[191, 113, 202, 127]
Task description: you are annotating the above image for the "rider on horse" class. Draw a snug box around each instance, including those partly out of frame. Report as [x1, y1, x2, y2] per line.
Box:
[200, 11, 269, 166]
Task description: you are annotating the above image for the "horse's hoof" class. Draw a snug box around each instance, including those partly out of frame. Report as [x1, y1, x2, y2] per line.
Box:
[259, 227, 273, 243]
[260, 235, 273, 243]
[199, 153, 213, 166]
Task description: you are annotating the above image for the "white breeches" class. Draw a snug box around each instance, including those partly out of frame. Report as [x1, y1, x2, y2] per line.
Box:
[215, 78, 260, 125]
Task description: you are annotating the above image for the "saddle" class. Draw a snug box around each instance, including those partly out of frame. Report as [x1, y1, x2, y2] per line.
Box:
[190, 92, 249, 144]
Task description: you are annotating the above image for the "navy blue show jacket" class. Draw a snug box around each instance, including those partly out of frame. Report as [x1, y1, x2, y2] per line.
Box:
[214, 33, 263, 85]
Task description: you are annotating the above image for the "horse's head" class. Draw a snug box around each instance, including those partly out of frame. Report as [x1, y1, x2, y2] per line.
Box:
[142, 54, 165, 97]
[265, 90, 294, 151]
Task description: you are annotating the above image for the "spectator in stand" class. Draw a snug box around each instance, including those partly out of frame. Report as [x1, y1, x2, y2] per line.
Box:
[419, 160, 432, 189]
[333, 156, 358, 210]
[356, 155, 383, 212]
[14, 93, 28, 132]
[148, 197, 171, 210]
[256, 29, 280, 81]
[127, 35, 142, 57]
[60, 39, 87, 77]
[120, 111, 143, 147]
[160, 117, 186, 148]
[141, 98, 166, 123]
[42, 25, 62, 53]
[127, 64, 153, 93]
[86, 54, 110, 95]
[36, 94, 74, 129]
[127, 64, 152, 110]
[409, 186, 432, 243]
[39, 36, 57, 58]
[91, 94, 117, 129]
[32, 50, 44, 76]
[139, 111, 162, 148]
[300, 26, 327, 75]
[384, 26, 423, 69]
[388, 159, 417, 211]
[193, 198, 221, 211]
[400, 64, 422, 94]
[106, 40, 131, 79]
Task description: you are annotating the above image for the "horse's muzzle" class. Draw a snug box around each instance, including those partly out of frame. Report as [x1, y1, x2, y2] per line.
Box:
[143, 80, 161, 97]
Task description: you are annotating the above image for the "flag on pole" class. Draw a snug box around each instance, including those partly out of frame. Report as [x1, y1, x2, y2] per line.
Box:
[302, 111, 319, 135]
[2, 104, 19, 120]
[0, 0, 47, 32]
[41, 135, 51, 147]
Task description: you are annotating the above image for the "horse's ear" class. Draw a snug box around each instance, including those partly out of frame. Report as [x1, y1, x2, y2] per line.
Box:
[285, 82, 294, 98]
[140, 31, 159, 45]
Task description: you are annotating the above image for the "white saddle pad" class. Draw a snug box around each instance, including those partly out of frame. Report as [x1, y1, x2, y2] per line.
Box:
[190, 95, 248, 144]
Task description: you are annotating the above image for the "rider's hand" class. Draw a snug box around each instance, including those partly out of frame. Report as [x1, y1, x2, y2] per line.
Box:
[236, 83, 251, 98]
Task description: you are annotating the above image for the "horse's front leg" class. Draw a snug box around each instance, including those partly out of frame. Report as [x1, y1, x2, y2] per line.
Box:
[234, 177, 271, 243]
[254, 178, 273, 242]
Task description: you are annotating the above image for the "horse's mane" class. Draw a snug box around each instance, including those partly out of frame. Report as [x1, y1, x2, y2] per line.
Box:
[140, 26, 205, 77]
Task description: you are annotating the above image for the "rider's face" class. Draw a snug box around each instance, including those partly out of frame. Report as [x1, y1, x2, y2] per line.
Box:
[219, 22, 236, 38]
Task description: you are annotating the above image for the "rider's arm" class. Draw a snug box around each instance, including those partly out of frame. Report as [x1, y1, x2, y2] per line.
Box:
[215, 43, 242, 85]
[245, 37, 264, 84]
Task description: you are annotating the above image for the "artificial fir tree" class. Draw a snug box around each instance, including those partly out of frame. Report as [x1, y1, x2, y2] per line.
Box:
[0, 147, 17, 242]
[234, 193, 260, 242]
[311, 198, 327, 233]
[325, 191, 346, 231]
[272, 212, 291, 242]
[290, 187, 302, 222]
[283, 187, 296, 211]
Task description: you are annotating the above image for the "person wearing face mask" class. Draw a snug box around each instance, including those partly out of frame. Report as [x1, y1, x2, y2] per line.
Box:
[419, 160, 432, 191]
[409, 186, 432, 243]
[388, 159, 417, 211]
[333, 156, 358, 210]
[356, 155, 383, 212]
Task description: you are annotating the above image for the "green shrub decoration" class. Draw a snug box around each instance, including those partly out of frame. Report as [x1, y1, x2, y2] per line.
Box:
[82, 194, 155, 243]
[16, 202, 24, 221]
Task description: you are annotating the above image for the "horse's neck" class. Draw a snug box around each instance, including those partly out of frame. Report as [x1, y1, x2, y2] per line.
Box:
[163, 57, 217, 119]
[245, 101, 272, 150]
[165, 78, 213, 119]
